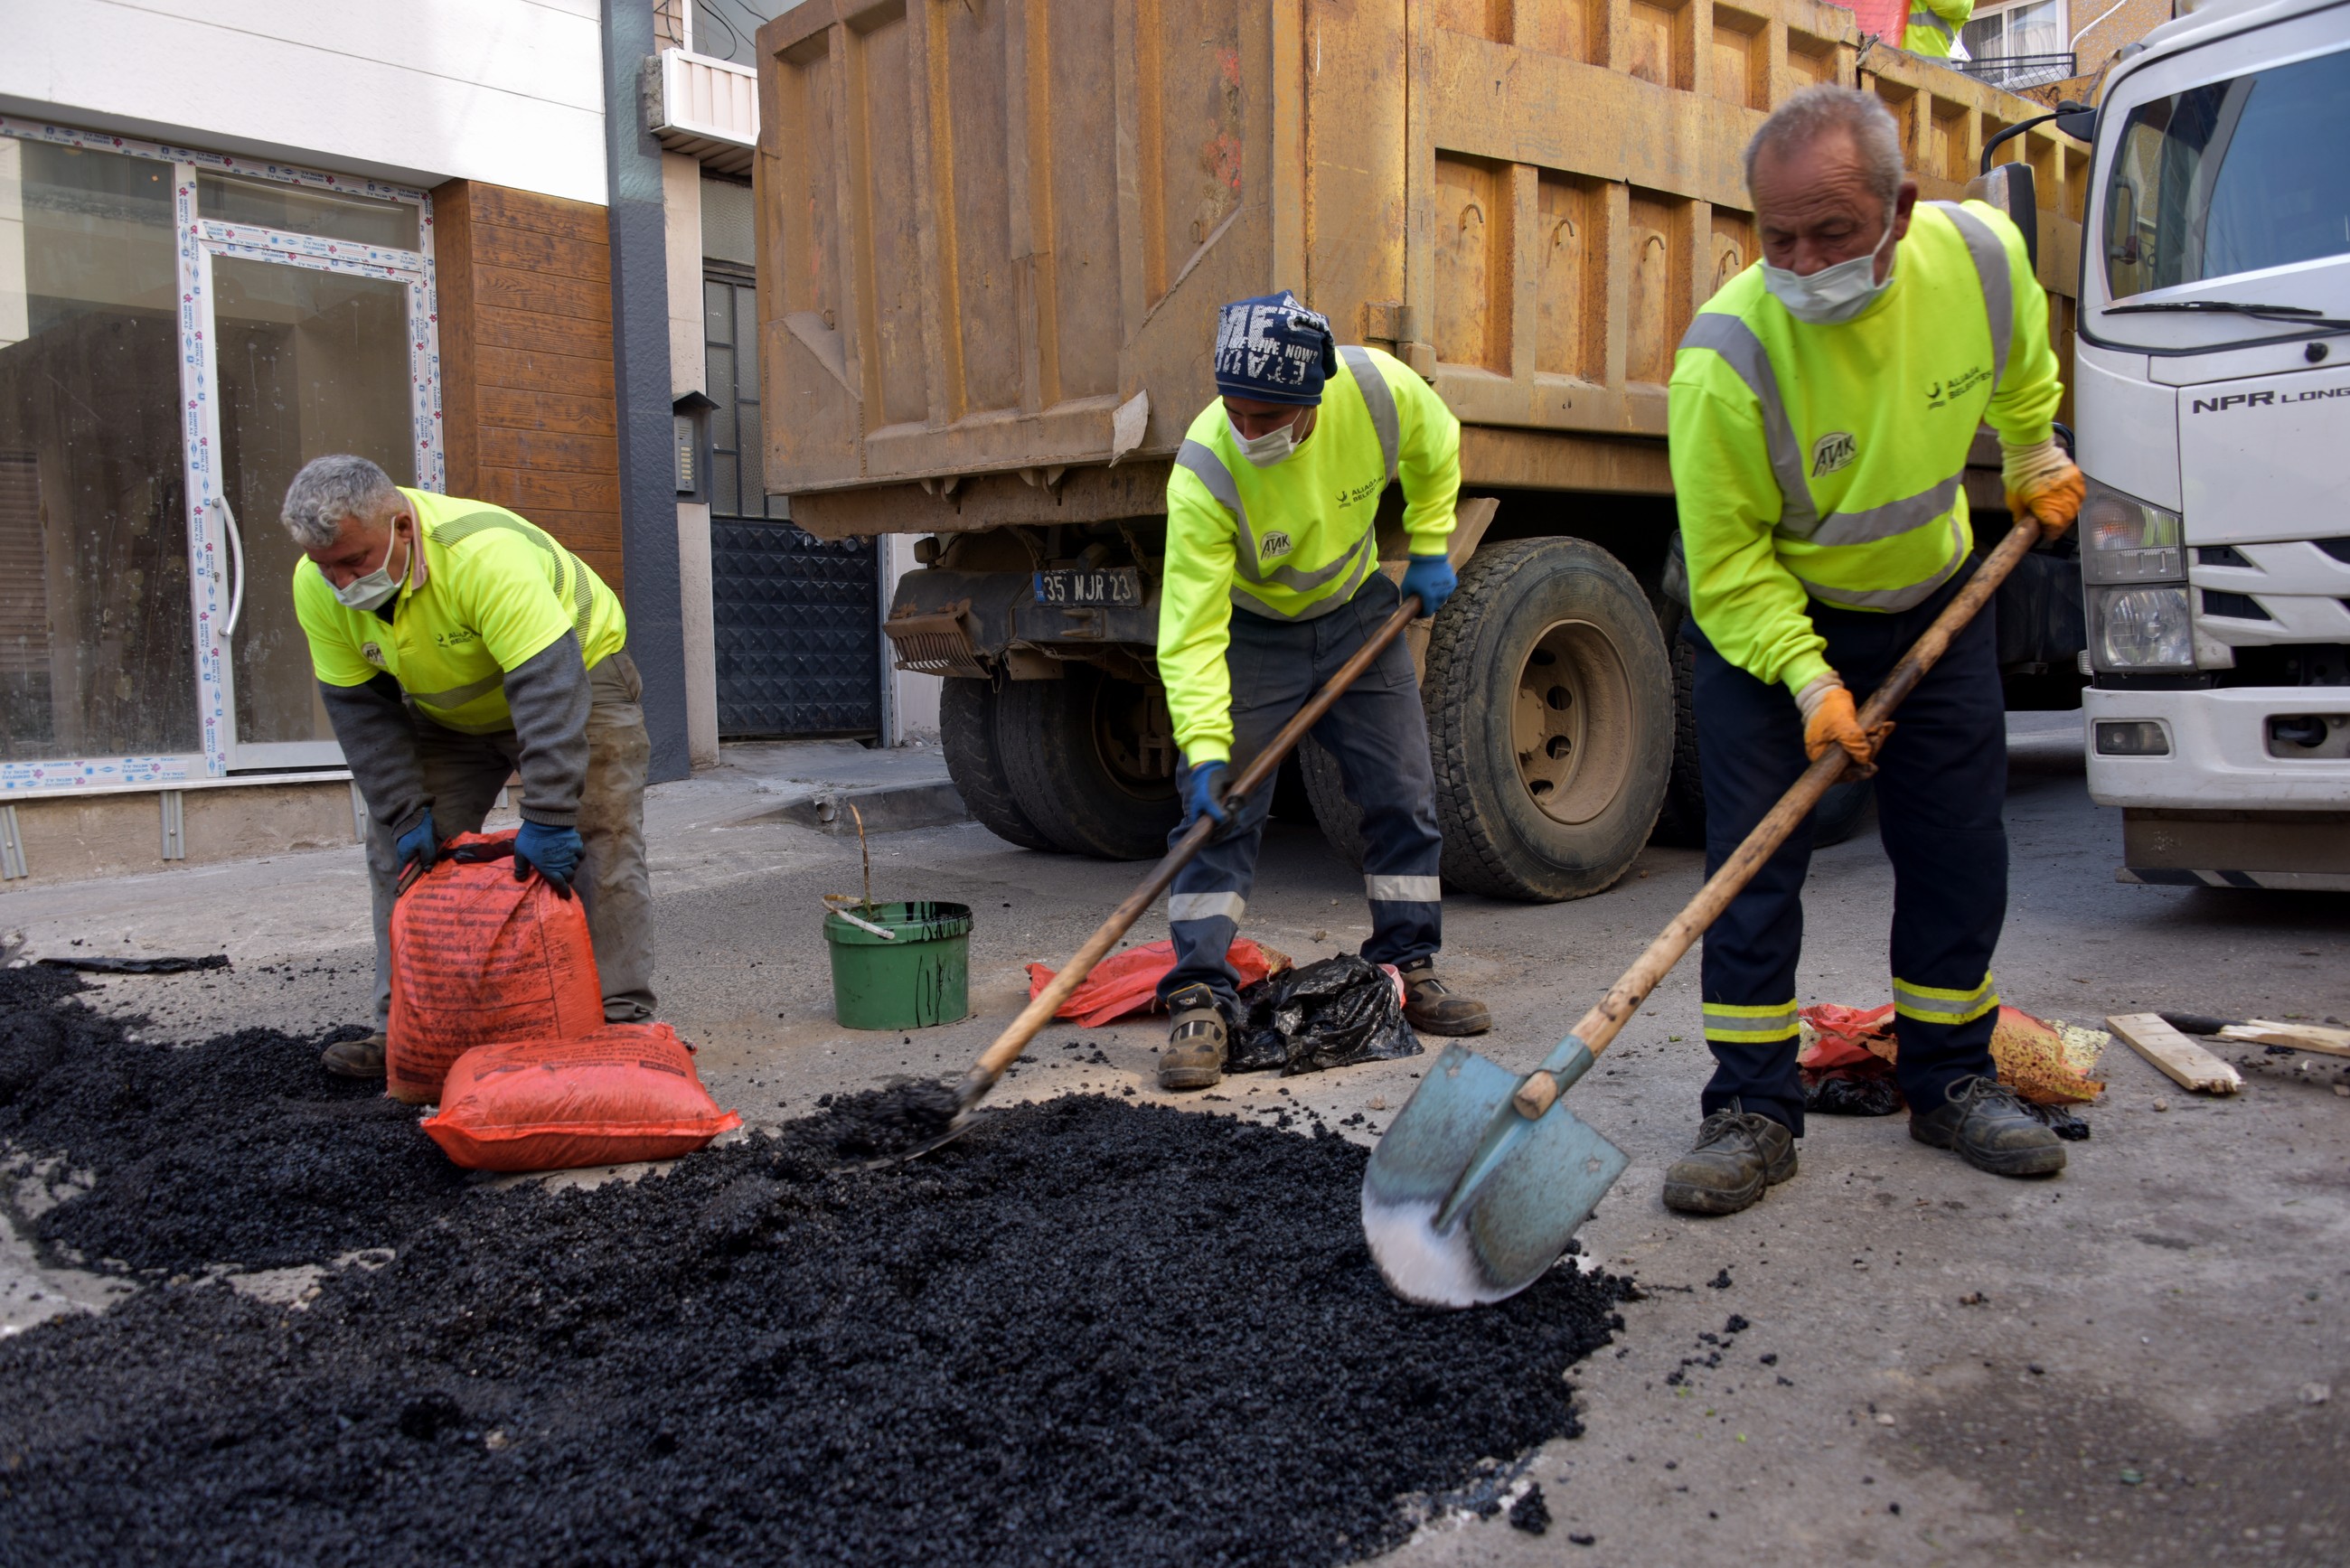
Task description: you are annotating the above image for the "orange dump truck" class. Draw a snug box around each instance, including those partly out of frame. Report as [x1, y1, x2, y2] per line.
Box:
[754, 0, 2089, 897]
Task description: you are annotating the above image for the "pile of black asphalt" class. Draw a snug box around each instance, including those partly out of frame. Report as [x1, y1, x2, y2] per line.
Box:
[0, 967, 1631, 1567]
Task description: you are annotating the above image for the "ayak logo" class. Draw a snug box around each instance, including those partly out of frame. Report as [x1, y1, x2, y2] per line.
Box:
[1262, 530, 1293, 559]
[361, 643, 386, 667]
[1810, 431, 1857, 476]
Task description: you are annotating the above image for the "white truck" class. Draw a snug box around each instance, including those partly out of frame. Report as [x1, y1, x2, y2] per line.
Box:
[2071, 0, 2350, 889]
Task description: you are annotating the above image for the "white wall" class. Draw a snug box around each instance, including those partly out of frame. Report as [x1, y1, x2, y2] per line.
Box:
[0, 0, 608, 204]
[884, 535, 942, 745]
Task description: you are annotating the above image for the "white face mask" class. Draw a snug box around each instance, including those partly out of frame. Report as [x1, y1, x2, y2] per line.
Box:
[329, 529, 410, 611]
[1761, 214, 1898, 325]
[1228, 408, 1307, 468]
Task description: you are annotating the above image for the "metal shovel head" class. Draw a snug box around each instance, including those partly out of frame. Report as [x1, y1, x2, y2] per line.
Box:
[1362, 1042, 1629, 1309]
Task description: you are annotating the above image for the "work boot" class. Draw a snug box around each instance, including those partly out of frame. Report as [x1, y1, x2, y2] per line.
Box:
[1159, 984, 1228, 1092]
[321, 1031, 387, 1079]
[1910, 1075, 2068, 1177]
[1398, 961, 1491, 1036]
[1661, 1102, 1798, 1216]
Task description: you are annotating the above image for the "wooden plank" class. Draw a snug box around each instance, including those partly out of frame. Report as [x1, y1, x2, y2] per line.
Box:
[477, 426, 621, 474]
[468, 221, 610, 285]
[475, 343, 617, 396]
[2219, 1022, 2350, 1060]
[512, 503, 623, 552]
[475, 385, 616, 437]
[471, 262, 613, 327]
[473, 465, 623, 515]
[2107, 1013, 2246, 1095]
[464, 183, 610, 247]
[471, 305, 613, 359]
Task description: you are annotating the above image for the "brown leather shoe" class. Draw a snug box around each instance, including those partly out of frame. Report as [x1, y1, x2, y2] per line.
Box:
[321, 1031, 387, 1079]
[1661, 1103, 1798, 1216]
[1158, 984, 1228, 1091]
[1398, 961, 1491, 1036]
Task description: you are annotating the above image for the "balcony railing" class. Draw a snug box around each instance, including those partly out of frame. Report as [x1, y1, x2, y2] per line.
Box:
[1960, 52, 2079, 91]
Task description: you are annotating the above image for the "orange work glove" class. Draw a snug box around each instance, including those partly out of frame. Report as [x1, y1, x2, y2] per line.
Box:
[1797, 676, 1890, 769]
[2003, 437, 2085, 541]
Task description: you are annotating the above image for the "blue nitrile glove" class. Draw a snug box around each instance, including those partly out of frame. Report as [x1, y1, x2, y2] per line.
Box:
[1187, 761, 1231, 827]
[393, 810, 438, 877]
[512, 820, 584, 893]
[1400, 553, 1457, 617]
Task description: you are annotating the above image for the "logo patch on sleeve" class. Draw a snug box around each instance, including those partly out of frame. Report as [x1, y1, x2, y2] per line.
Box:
[1261, 530, 1293, 559]
[362, 642, 387, 667]
[1810, 431, 1857, 476]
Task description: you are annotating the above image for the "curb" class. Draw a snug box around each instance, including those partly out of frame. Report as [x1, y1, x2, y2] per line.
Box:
[755, 779, 969, 836]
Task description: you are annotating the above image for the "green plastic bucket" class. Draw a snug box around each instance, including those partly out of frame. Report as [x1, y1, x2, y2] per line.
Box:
[823, 900, 973, 1029]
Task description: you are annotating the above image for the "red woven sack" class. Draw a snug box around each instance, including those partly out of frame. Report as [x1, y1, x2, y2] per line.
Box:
[387, 831, 604, 1104]
[420, 1024, 742, 1172]
[1024, 938, 1287, 1027]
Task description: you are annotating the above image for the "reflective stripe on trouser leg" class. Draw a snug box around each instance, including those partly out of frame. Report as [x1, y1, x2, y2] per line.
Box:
[1860, 569, 2007, 1113]
[1687, 616, 1813, 1133]
[1313, 576, 1445, 968]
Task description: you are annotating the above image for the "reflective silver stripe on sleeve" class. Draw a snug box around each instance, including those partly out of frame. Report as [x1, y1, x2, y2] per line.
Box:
[1934, 201, 2013, 388]
[1365, 874, 1442, 903]
[1806, 472, 1964, 548]
[1169, 891, 1246, 923]
[1910, 9, 1955, 38]
[1791, 512, 1968, 611]
[1179, 437, 1379, 596]
[1678, 313, 1819, 538]
[1340, 345, 1400, 482]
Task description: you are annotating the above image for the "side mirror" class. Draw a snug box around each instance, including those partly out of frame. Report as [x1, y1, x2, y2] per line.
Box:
[2054, 99, 2097, 144]
[1965, 161, 2039, 273]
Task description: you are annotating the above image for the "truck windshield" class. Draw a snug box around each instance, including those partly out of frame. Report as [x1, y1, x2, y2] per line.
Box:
[2104, 46, 2350, 301]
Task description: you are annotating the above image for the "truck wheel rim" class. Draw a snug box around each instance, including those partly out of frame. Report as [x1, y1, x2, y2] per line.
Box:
[1510, 619, 1634, 827]
[1092, 675, 1176, 801]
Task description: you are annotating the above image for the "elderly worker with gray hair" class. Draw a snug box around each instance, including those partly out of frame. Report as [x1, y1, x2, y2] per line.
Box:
[1659, 85, 2086, 1216]
[281, 456, 654, 1081]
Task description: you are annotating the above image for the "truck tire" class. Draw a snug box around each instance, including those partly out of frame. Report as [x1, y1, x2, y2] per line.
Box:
[1427, 538, 1675, 901]
[997, 665, 1180, 859]
[940, 678, 1057, 852]
[1296, 735, 1368, 870]
[1649, 626, 1875, 850]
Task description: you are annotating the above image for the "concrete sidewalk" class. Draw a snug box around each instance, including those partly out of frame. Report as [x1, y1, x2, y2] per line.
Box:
[0, 738, 962, 970]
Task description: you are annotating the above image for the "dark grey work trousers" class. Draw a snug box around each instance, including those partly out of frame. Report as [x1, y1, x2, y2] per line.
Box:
[364, 652, 655, 1028]
[1154, 574, 1446, 1017]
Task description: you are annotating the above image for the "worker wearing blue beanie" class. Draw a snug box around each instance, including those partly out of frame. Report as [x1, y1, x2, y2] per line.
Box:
[1152, 290, 1490, 1091]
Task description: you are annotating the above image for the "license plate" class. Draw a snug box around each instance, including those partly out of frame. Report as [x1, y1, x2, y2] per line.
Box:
[1034, 567, 1142, 607]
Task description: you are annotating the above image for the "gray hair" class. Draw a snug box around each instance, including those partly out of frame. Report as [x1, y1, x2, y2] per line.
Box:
[1744, 84, 1905, 211]
[280, 455, 401, 549]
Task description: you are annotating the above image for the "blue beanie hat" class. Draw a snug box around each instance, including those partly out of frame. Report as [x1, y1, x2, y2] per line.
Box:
[1213, 290, 1339, 407]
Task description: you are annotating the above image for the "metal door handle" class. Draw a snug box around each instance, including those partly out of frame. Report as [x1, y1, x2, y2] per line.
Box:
[213, 494, 246, 642]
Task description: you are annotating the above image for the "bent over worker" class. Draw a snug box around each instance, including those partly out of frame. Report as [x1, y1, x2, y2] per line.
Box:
[281, 455, 655, 1078]
[1152, 292, 1490, 1091]
[1661, 85, 2086, 1213]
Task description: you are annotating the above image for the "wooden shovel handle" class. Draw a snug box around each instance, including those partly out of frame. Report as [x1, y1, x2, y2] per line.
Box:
[1513, 513, 2044, 1119]
[958, 593, 1426, 1104]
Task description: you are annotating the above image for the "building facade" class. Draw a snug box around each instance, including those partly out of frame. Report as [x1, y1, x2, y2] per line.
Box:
[0, 0, 928, 886]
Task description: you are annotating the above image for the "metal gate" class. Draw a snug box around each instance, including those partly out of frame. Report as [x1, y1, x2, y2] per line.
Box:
[705, 265, 879, 737]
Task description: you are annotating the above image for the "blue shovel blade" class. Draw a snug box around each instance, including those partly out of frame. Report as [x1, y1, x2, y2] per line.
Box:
[1361, 1041, 1630, 1309]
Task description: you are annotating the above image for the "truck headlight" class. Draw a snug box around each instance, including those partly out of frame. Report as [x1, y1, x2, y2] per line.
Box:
[2080, 481, 2183, 585]
[2089, 585, 2195, 671]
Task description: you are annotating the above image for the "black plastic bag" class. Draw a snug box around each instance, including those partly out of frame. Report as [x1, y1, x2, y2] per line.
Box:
[1800, 1067, 1904, 1116]
[1228, 954, 1423, 1075]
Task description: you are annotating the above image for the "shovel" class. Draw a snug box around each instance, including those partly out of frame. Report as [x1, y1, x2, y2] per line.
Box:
[1363, 512, 2045, 1309]
[899, 595, 1433, 1161]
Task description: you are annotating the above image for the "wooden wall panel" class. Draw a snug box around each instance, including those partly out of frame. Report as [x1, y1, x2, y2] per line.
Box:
[431, 179, 625, 596]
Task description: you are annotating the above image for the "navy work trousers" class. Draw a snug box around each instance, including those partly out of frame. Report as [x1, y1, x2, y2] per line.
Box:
[1687, 559, 2008, 1135]
[1156, 574, 1446, 1016]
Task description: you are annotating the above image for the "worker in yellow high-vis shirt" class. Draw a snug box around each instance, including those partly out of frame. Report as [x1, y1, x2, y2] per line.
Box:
[1151, 291, 1491, 1092]
[1660, 86, 2086, 1216]
[281, 455, 654, 1082]
[1904, 0, 1972, 58]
